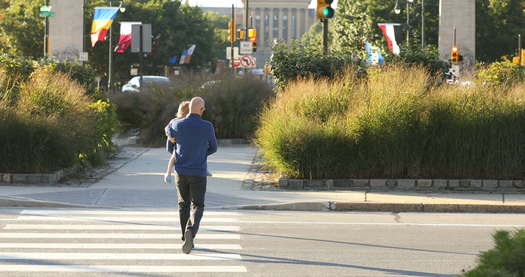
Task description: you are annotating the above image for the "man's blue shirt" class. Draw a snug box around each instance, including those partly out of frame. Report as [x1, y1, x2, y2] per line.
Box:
[166, 114, 218, 176]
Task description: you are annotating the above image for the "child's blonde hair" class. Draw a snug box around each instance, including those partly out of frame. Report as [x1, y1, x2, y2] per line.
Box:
[176, 101, 190, 118]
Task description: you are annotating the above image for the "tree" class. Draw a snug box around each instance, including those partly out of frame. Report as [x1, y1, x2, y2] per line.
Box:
[83, 0, 226, 84]
[0, 0, 44, 58]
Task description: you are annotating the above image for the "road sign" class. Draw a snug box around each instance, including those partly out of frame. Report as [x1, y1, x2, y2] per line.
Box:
[239, 56, 256, 68]
[39, 6, 55, 17]
[131, 24, 152, 53]
[226, 47, 239, 60]
[79, 52, 89, 62]
[239, 41, 253, 55]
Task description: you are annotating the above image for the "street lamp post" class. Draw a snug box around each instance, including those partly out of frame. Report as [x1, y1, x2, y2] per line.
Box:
[106, 1, 125, 93]
[394, 0, 417, 48]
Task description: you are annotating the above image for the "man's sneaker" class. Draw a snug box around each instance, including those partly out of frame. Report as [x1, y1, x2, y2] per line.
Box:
[182, 230, 194, 254]
[163, 174, 173, 184]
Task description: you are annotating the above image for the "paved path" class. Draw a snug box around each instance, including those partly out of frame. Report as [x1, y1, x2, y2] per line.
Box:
[1, 145, 525, 209]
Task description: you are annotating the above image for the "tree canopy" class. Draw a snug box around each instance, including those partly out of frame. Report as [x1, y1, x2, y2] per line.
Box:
[332, 0, 524, 62]
[0, 0, 228, 83]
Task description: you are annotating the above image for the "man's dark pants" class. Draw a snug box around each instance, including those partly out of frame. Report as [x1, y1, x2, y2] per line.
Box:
[175, 174, 206, 240]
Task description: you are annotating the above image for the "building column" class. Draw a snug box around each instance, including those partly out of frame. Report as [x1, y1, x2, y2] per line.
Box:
[258, 8, 264, 49]
[269, 8, 275, 44]
[278, 9, 283, 40]
[287, 8, 293, 42]
[304, 8, 310, 33]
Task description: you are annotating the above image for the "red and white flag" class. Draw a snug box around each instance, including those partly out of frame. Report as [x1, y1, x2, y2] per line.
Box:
[115, 22, 141, 53]
[378, 23, 403, 55]
[179, 45, 197, 64]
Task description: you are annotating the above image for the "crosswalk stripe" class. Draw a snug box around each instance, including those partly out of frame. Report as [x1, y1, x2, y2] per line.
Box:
[0, 252, 242, 260]
[0, 243, 242, 249]
[0, 265, 248, 273]
[4, 224, 240, 231]
[9, 216, 238, 222]
[20, 210, 241, 216]
[0, 233, 240, 239]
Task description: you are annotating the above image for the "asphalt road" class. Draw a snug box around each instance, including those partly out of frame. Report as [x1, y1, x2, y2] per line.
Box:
[0, 208, 523, 277]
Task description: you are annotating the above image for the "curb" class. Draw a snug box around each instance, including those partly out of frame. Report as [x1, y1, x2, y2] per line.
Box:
[0, 196, 115, 208]
[238, 201, 525, 213]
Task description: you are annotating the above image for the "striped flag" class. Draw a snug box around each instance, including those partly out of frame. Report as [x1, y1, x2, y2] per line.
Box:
[179, 45, 196, 65]
[115, 22, 141, 53]
[90, 7, 119, 47]
[377, 23, 403, 55]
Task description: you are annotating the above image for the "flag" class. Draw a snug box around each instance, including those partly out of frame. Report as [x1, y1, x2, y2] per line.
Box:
[377, 23, 403, 55]
[179, 45, 197, 65]
[115, 22, 141, 53]
[90, 7, 119, 47]
[169, 56, 178, 64]
[364, 42, 384, 65]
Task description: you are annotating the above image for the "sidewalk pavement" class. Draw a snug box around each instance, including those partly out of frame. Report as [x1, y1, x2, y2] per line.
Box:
[1, 145, 525, 212]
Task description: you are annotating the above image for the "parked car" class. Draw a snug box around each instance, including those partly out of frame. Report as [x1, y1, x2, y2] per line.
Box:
[121, 76, 172, 93]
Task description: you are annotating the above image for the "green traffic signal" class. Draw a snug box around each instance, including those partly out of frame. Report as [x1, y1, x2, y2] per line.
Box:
[323, 7, 334, 18]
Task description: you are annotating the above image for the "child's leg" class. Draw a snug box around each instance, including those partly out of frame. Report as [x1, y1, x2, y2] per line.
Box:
[166, 153, 176, 176]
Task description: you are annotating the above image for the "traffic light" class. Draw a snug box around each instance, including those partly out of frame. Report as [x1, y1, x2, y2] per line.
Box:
[248, 28, 257, 53]
[512, 50, 525, 65]
[228, 21, 236, 42]
[316, 0, 335, 20]
[450, 46, 460, 64]
[238, 29, 245, 40]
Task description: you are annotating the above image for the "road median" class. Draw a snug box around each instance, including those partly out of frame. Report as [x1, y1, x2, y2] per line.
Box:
[238, 201, 525, 213]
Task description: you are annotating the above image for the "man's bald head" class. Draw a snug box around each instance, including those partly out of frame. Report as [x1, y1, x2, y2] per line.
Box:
[190, 97, 206, 115]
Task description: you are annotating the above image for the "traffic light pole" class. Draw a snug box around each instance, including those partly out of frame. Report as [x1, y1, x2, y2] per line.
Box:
[231, 4, 235, 74]
[519, 34, 522, 68]
[322, 19, 328, 55]
[44, 0, 49, 57]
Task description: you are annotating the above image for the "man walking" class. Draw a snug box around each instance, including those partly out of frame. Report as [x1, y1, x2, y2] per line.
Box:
[167, 97, 217, 254]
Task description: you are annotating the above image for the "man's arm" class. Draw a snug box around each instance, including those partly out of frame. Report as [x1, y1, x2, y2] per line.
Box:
[207, 123, 218, 156]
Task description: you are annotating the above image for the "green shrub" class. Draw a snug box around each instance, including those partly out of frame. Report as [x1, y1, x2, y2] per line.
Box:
[462, 230, 525, 277]
[268, 45, 363, 89]
[0, 108, 75, 173]
[257, 66, 525, 179]
[476, 60, 525, 87]
[385, 46, 450, 79]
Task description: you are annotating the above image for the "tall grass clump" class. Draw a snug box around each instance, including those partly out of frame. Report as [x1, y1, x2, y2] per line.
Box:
[257, 65, 525, 179]
[0, 68, 119, 173]
[112, 76, 274, 145]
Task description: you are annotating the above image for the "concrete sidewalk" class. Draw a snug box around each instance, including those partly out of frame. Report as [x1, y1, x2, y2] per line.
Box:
[0, 145, 524, 212]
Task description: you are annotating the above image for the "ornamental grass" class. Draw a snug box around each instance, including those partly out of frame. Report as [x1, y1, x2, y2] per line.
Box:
[256, 65, 525, 179]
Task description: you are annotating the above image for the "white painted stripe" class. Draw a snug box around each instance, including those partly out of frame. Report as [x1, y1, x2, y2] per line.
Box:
[4, 224, 240, 231]
[12, 216, 238, 222]
[0, 265, 247, 273]
[20, 210, 241, 216]
[238, 220, 525, 228]
[0, 243, 242, 250]
[0, 233, 239, 239]
[0, 252, 242, 261]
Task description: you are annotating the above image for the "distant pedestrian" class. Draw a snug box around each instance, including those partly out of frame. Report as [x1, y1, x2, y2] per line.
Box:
[165, 97, 218, 254]
[163, 101, 190, 184]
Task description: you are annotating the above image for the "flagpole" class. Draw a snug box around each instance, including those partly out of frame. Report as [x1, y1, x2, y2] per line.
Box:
[108, 1, 113, 93]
